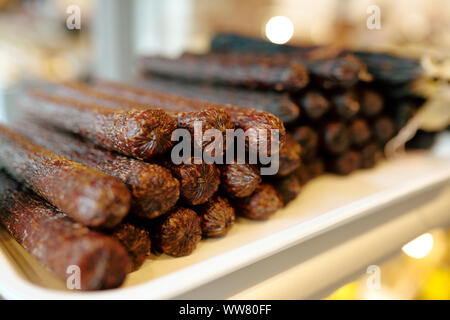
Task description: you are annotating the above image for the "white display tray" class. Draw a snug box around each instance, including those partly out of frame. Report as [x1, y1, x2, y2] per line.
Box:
[1, 149, 449, 299]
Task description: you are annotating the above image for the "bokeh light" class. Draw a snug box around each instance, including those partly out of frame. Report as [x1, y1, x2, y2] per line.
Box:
[402, 233, 434, 259]
[265, 16, 294, 44]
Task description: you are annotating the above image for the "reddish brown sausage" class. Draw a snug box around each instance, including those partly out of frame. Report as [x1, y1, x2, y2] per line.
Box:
[17, 88, 176, 160]
[233, 183, 283, 220]
[92, 79, 287, 155]
[0, 125, 130, 228]
[149, 207, 202, 257]
[220, 163, 261, 198]
[162, 157, 220, 206]
[0, 171, 131, 290]
[196, 195, 236, 237]
[110, 221, 151, 271]
[49, 81, 236, 152]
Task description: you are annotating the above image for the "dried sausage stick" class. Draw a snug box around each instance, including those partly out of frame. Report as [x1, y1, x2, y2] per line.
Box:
[44, 81, 235, 152]
[275, 134, 302, 177]
[321, 122, 350, 155]
[140, 53, 309, 92]
[326, 150, 362, 175]
[138, 77, 300, 123]
[291, 125, 319, 161]
[233, 183, 283, 220]
[0, 171, 131, 290]
[330, 90, 361, 120]
[360, 142, 384, 169]
[92, 79, 287, 155]
[110, 221, 151, 271]
[0, 125, 130, 228]
[162, 157, 220, 206]
[196, 195, 236, 237]
[149, 207, 202, 257]
[210, 33, 372, 89]
[220, 163, 261, 198]
[373, 116, 396, 144]
[273, 174, 302, 205]
[349, 118, 372, 147]
[359, 87, 384, 118]
[294, 89, 330, 121]
[17, 88, 177, 160]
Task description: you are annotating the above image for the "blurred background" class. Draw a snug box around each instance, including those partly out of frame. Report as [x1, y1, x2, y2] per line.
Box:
[0, 0, 448, 299]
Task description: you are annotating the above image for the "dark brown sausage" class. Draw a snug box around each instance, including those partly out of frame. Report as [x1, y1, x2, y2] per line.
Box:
[349, 118, 372, 147]
[92, 79, 287, 155]
[330, 90, 360, 120]
[291, 125, 319, 161]
[233, 183, 283, 220]
[0, 124, 130, 228]
[210, 33, 372, 89]
[273, 174, 302, 205]
[360, 142, 384, 169]
[293, 164, 311, 186]
[140, 52, 309, 92]
[138, 77, 300, 124]
[162, 157, 220, 206]
[373, 116, 396, 143]
[220, 163, 261, 198]
[352, 51, 422, 85]
[327, 151, 362, 175]
[149, 207, 202, 257]
[295, 89, 330, 121]
[110, 221, 151, 271]
[300, 47, 372, 89]
[275, 134, 302, 177]
[306, 158, 325, 179]
[359, 87, 384, 118]
[321, 122, 350, 155]
[51, 81, 236, 152]
[12, 122, 179, 219]
[196, 195, 236, 237]
[0, 171, 131, 290]
[17, 88, 177, 160]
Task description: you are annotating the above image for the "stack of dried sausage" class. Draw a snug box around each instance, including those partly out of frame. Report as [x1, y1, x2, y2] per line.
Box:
[138, 33, 426, 196]
[0, 33, 431, 290]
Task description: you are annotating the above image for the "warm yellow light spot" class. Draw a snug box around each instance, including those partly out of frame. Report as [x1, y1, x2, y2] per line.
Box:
[402, 233, 434, 259]
[265, 16, 294, 44]
[418, 268, 450, 300]
[326, 282, 358, 300]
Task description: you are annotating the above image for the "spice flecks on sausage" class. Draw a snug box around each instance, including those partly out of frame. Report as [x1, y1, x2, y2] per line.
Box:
[197, 195, 235, 237]
[233, 183, 283, 220]
[18, 89, 176, 160]
[150, 207, 202, 257]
